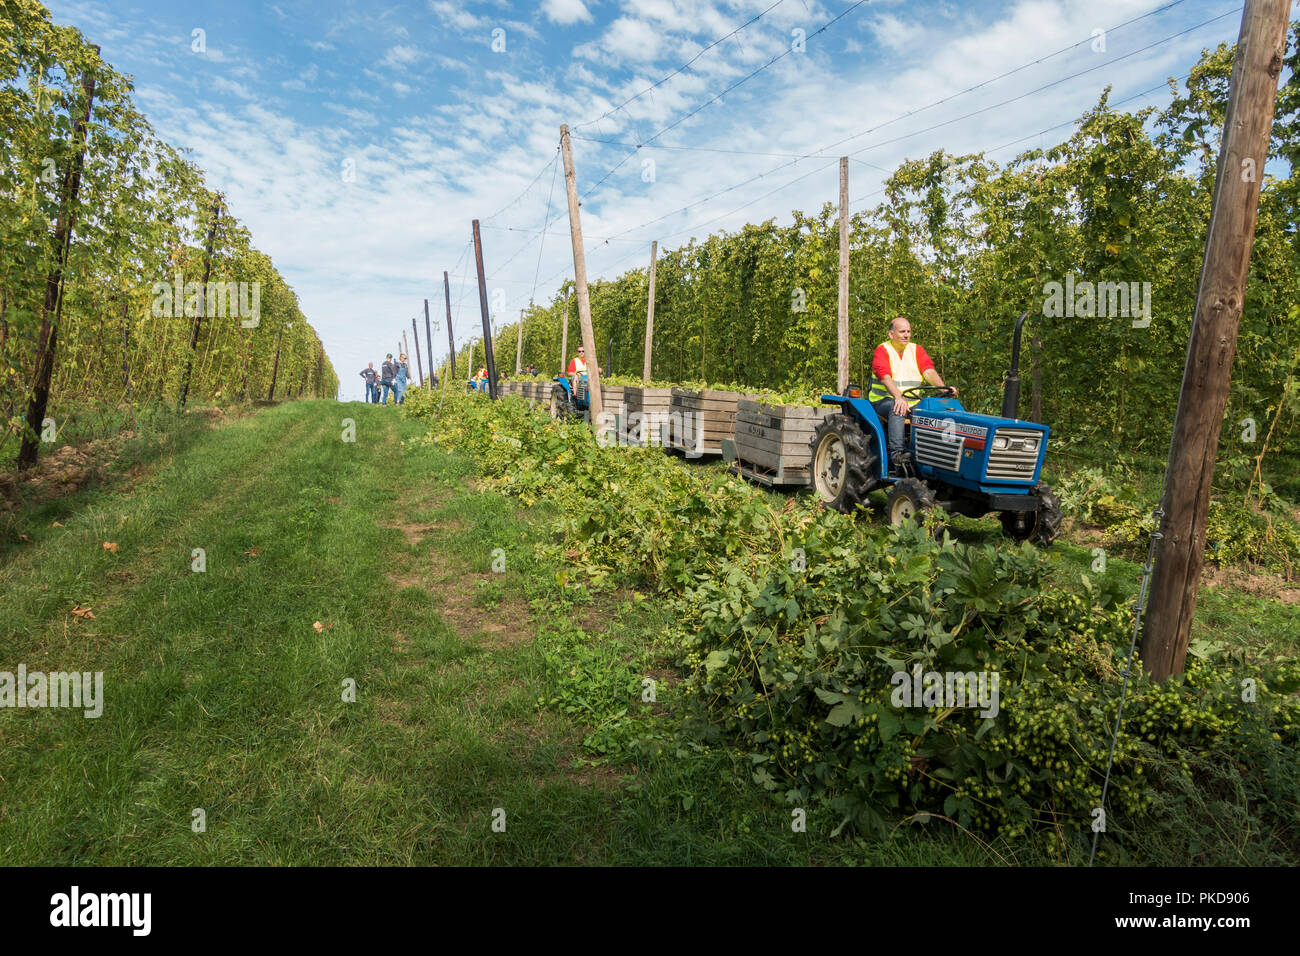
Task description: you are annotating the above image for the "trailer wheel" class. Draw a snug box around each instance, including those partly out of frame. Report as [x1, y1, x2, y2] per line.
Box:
[1000, 482, 1063, 546]
[886, 477, 943, 536]
[810, 414, 877, 512]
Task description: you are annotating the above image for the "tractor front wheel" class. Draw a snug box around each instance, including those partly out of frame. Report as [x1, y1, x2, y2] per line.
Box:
[999, 482, 1063, 546]
[810, 414, 877, 512]
[887, 478, 944, 537]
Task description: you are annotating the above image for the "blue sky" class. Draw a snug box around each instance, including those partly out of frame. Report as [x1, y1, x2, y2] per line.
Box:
[44, 0, 1255, 400]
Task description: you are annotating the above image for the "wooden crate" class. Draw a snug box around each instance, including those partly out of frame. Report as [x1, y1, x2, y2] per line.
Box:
[732, 400, 833, 486]
[621, 386, 674, 446]
[666, 388, 760, 457]
[597, 385, 626, 446]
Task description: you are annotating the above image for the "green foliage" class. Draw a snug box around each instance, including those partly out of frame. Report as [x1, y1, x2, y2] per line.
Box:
[0, 0, 337, 460]
[461, 25, 1300, 502]
[1056, 463, 1300, 575]
[409, 385, 1300, 857]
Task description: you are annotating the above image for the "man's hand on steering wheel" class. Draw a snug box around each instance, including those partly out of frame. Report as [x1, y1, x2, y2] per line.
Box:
[902, 384, 958, 401]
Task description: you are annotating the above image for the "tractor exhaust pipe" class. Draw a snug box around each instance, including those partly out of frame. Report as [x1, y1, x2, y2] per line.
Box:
[1000, 311, 1029, 420]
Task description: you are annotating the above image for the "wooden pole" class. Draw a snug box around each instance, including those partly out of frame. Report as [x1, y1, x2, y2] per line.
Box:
[515, 308, 524, 374]
[1141, 0, 1291, 682]
[120, 294, 136, 432]
[424, 298, 434, 385]
[837, 156, 850, 394]
[560, 287, 570, 375]
[411, 317, 424, 386]
[643, 240, 657, 381]
[559, 124, 603, 423]
[18, 50, 97, 470]
[267, 328, 283, 401]
[472, 220, 500, 399]
[443, 272, 456, 382]
[178, 195, 221, 411]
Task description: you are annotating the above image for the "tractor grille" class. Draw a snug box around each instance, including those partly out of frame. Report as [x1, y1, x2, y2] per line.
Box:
[914, 426, 963, 471]
[985, 427, 1043, 481]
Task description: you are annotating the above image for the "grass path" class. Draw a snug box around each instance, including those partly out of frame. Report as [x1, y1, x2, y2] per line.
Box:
[0, 402, 632, 863]
[17, 399, 1255, 865]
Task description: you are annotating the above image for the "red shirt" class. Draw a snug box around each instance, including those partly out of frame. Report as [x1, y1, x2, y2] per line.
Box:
[872, 342, 934, 382]
[566, 356, 588, 376]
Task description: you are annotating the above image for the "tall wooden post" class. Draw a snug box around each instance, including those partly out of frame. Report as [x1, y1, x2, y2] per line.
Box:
[560, 288, 570, 375]
[18, 50, 97, 470]
[643, 240, 657, 381]
[178, 195, 221, 411]
[515, 308, 524, 374]
[837, 157, 850, 395]
[267, 328, 283, 401]
[424, 298, 434, 385]
[472, 219, 499, 399]
[1141, 0, 1291, 682]
[120, 294, 136, 431]
[559, 125, 603, 422]
[442, 273, 455, 382]
[411, 317, 424, 386]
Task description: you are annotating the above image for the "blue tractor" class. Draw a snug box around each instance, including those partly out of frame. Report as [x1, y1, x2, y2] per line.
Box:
[809, 314, 1062, 545]
[549, 371, 591, 420]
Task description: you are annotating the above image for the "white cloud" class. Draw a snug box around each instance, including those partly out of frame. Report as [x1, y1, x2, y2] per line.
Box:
[393, 81, 413, 96]
[542, 0, 593, 25]
[211, 76, 256, 100]
[428, 0, 492, 32]
[382, 44, 421, 68]
[577, 17, 664, 65]
[870, 14, 926, 53]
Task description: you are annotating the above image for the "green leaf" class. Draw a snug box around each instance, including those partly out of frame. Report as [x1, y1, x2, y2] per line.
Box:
[827, 700, 863, 727]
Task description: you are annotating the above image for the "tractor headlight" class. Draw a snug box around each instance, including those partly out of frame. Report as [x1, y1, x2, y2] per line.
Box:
[1024, 438, 1038, 452]
[992, 436, 1008, 450]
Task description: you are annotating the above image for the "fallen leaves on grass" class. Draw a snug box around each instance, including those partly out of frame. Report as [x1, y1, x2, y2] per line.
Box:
[313, 621, 324, 633]
[71, 606, 95, 619]
[244, 547, 261, 556]
[51, 521, 63, 527]
[102, 541, 119, 552]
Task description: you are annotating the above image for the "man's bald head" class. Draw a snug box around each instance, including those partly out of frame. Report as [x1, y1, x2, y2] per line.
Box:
[888, 316, 912, 344]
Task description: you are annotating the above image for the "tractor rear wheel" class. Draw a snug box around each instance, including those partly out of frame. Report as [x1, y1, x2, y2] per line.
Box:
[550, 384, 579, 421]
[999, 482, 1063, 546]
[886, 477, 943, 536]
[810, 414, 877, 512]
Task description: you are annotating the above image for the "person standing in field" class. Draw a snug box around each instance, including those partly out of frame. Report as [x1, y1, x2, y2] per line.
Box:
[395, 354, 409, 405]
[360, 363, 379, 404]
[380, 353, 398, 405]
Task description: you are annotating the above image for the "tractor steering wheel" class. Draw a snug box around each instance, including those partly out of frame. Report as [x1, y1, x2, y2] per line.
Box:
[901, 384, 956, 400]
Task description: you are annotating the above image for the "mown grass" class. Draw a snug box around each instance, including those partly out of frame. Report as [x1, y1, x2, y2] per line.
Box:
[0, 400, 1026, 864]
[0, 399, 1291, 865]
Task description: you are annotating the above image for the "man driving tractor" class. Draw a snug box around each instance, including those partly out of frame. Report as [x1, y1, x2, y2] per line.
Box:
[869, 316, 957, 475]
